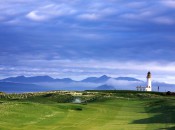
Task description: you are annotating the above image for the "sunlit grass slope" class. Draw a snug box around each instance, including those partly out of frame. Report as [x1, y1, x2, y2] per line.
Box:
[0, 91, 175, 130]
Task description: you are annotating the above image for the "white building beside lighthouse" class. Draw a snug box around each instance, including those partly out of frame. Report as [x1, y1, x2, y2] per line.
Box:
[145, 71, 152, 91]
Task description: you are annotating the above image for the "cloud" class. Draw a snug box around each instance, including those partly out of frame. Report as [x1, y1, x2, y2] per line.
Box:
[106, 78, 144, 90]
[100, 8, 117, 15]
[5, 19, 21, 25]
[0, 0, 175, 84]
[161, 0, 175, 8]
[126, 1, 148, 8]
[120, 9, 157, 23]
[106, 78, 142, 86]
[153, 17, 175, 25]
[77, 13, 100, 20]
[26, 11, 48, 21]
[1, 53, 175, 83]
[26, 4, 76, 21]
[0, 0, 174, 27]
[0, 16, 6, 22]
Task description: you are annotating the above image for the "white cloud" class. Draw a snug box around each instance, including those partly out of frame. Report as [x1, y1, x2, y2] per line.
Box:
[26, 11, 48, 21]
[0, 0, 173, 25]
[76, 2, 117, 21]
[121, 10, 155, 21]
[161, 0, 175, 8]
[107, 78, 142, 86]
[77, 13, 99, 20]
[106, 78, 144, 90]
[153, 17, 175, 25]
[26, 4, 76, 21]
[18, 57, 175, 73]
[2, 58, 175, 84]
[5, 19, 21, 25]
[6, 55, 175, 83]
[126, 2, 147, 8]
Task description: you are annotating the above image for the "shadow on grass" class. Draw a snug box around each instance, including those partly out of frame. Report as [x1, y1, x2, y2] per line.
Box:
[132, 98, 175, 129]
[159, 126, 175, 130]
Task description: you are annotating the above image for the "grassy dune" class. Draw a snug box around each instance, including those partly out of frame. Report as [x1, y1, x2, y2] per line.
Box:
[0, 91, 175, 130]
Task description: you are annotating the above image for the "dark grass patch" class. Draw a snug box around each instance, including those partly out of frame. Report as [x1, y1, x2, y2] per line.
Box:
[72, 107, 83, 111]
[42, 93, 54, 97]
[159, 126, 175, 130]
[132, 98, 175, 124]
[56, 104, 84, 111]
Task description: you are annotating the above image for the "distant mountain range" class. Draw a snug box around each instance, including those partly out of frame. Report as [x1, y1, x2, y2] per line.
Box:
[115, 77, 141, 81]
[0, 82, 46, 93]
[0, 75, 141, 83]
[81, 75, 110, 83]
[1, 75, 74, 83]
[95, 84, 116, 90]
[0, 75, 174, 93]
[81, 75, 141, 83]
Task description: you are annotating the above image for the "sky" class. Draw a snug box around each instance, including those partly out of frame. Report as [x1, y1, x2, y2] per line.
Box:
[0, 0, 175, 83]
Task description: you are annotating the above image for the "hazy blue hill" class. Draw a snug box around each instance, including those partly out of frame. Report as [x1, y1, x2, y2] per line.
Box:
[1, 75, 54, 83]
[152, 82, 175, 92]
[1, 76, 75, 83]
[115, 77, 141, 81]
[98, 75, 111, 81]
[1, 75, 142, 84]
[95, 84, 116, 90]
[81, 77, 97, 82]
[2, 76, 26, 82]
[27, 75, 55, 82]
[55, 78, 74, 82]
[81, 75, 142, 83]
[0, 75, 175, 93]
[81, 75, 111, 83]
[0, 82, 48, 93]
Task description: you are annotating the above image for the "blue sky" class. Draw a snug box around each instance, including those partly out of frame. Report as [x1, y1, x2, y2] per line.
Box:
[0, 0, 175, 83]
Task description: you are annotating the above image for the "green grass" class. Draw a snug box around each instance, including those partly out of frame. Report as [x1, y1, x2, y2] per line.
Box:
[0, 91, 175, 130]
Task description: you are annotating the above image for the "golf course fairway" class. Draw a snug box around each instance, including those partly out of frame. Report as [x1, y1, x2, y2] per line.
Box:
[0, 91, 175, 130]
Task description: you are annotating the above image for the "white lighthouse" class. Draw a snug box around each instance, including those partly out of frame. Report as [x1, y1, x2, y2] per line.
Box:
[145, 71, 152, 91]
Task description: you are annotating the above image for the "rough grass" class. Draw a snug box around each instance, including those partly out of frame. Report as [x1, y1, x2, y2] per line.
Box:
[0, 91, 175, 130]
